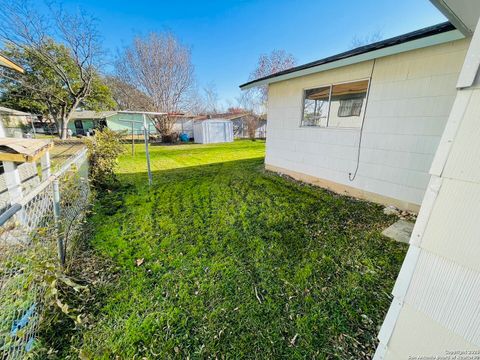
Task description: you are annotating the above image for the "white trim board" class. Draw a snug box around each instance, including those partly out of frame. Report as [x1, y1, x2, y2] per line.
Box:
[240, 30, 464, 90]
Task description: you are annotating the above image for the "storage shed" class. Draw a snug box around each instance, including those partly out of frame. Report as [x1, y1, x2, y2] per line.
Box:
[193, 119, 233, 144]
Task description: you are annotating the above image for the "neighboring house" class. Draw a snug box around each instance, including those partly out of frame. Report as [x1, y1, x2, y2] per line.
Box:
[241, 22, 468, 211]
[81, 111, 267, 141]
[229, 113, 267, 139]
[243, 0, 480, 357]
[0, 106, 34, 138]
[0, 55, 27, 138]
[31, 119, 58, 135]
[0, 107, 56, 137]
[70, 110, 157, 136]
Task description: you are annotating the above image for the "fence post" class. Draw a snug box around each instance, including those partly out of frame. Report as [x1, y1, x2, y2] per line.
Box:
[41, 150, 51, 180]
[3, 161, 27, 224]
[143, 114, 152, 186]
[4, 161, 23, 204]
[131, 122, 134, 156]
[52, 179, 65, 266]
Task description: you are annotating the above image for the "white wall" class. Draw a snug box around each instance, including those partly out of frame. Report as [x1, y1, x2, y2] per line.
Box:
[376, 28, 480, 357]
[265, 38, 469, 208]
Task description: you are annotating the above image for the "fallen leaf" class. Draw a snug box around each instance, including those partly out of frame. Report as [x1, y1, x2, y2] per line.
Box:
[135, 258, 144, 266]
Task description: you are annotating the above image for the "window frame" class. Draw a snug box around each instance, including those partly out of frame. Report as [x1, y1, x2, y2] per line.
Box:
[300, 84, 332, 128]
[300, 78, 370, 130]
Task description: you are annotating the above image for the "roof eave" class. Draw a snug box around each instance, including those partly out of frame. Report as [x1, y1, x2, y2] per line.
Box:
[240, 28, 464, 90]
[118, 110, 168, 116]
[429, 1, 472, 35]
[0, 106, 32, 116]
[0, 54, 25, 73]
[72, 111, 118, 120]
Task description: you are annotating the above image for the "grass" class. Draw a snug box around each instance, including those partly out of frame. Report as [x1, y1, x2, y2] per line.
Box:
[118, 140, 267, 175]
[77, 140, 406, 359]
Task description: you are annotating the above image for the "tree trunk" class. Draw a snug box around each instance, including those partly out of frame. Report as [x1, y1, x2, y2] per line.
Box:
[61, 97, 82, 139]
[60, 118, 68, 139]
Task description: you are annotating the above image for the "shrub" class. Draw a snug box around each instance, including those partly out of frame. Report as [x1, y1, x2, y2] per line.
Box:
[84, 129, 125, 189]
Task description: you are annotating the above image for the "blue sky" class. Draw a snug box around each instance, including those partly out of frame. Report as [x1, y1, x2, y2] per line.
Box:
[60, 0, 446, 108]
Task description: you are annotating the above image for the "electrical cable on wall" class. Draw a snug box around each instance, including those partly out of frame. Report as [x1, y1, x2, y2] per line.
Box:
[349, 58, 376, 182]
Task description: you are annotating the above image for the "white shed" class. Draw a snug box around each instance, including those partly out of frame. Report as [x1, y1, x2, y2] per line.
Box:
[193, 119, 233, 144]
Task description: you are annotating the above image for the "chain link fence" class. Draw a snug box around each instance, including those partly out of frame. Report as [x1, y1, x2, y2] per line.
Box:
[0, 147, 89, 359]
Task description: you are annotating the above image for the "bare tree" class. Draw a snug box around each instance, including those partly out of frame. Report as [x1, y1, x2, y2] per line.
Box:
[236, 90, 257, 114]
[236, 91, 260, 140]
[105, 76, 153, 110]
[350, 30, 383, 49]
[202, 82, 219, 114]
[183, 85, 207, 115]
[245, 114, 260, 140]
[0, 0, 105, 139]
[186, 82, 224, 115]
[249, 49, 296, 106]
[115, 32, 195, 138]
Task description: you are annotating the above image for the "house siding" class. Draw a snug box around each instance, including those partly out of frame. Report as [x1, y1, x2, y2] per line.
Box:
[107, 113, 154, 134]
[383, 303, 478, 358]
[70, 113, 156, 135]
[265, 38, 469, 209]
[375, 23, 480, 357]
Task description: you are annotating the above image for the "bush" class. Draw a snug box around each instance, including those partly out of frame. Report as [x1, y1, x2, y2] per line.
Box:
[84, 129, 125, 189]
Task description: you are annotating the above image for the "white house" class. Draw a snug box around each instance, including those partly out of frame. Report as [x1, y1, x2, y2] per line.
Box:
[374, 1, 480, 358]
[243, 0, 480, 357]
[241, 22, 468, 211]
[0, 106, 35, 138]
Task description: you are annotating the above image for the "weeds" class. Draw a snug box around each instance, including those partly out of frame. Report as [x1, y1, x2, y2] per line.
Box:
[84, 129, 125, 189]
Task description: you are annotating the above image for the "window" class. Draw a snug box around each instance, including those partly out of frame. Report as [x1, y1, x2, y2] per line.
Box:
[338, 99, 363, 117]
[301, 79, 369, 128]
[301, 86, 330, 127]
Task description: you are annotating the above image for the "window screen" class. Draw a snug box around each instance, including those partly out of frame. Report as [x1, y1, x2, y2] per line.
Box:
[338, 99, 363, 117]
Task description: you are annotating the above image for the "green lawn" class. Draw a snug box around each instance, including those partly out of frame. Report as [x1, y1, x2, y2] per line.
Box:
[79, 140, 406, 359]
